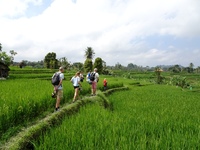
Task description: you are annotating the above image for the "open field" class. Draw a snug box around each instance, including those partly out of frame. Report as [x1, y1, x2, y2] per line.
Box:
[0, 67, 200, 149]
[31, 83, 200, 149]
[0, 68, 123, 145]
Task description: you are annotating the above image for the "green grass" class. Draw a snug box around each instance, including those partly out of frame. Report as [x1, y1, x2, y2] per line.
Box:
[1, 68, 200, 149]
[0, 73, 124, 144]
[0, 79, 91, 141]
[32, 84, 200, 149]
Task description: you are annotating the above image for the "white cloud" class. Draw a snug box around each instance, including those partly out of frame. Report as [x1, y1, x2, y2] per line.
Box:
[0, 0, 43, 18]
[0, 0, 200, 67]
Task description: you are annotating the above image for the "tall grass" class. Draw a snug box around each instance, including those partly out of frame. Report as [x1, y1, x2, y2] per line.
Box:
[0, 74, 124, 140]
[33, 84, 200, 149]
[0, 79, 53, 135]
[0, 79, 91, 136]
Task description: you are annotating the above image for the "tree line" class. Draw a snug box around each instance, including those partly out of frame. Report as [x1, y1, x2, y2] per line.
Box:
[0, 43, 17, 66]
[1, 43, 200, 74]
[18, 47, 105, 74]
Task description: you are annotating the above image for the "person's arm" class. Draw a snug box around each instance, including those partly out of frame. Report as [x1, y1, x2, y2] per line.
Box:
[58, 78, 63, 86]
[78, 77, 82, 87]
[56, 74, 64, 90]
[54, 79, 62, 90]
[96, 74, 99, 82]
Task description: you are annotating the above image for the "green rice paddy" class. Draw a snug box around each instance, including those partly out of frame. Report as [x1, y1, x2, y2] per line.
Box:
[1, 67, 200, 149]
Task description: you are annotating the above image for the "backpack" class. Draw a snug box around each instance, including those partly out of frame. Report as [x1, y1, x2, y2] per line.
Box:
[52, 72, 61, 86]
[89, 72, 96, 81]
[80, 77, 84, 82]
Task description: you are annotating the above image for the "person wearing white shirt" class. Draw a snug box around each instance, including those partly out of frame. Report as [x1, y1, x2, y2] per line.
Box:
[91, 68, 99, 96]
[71, 72, 82, 102]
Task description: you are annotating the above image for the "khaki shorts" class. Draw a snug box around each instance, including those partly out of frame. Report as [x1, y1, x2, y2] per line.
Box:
[56, 89, 63, 99]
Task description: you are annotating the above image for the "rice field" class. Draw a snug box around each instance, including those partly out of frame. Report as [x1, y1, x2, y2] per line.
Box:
[0, 72, 123, 142]
[32, 84, 200, 149]
[1, 67, 200, 149]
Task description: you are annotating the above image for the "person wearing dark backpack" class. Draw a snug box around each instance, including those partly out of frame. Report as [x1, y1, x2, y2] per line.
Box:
[79, 71, 84, 82]
[52, 66, 64, 111]
[90, 68, 99, 96]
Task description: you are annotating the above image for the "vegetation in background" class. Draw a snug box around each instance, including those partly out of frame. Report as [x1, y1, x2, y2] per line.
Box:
[84, 47, 95, 72]
[44, 52, 58, 69]
[0, 43, 17, 66]
[84, 58, 93, 73]
[1, 43, 200, 149]
[93, 57, 103, 74]
[84, 47, 95, 60]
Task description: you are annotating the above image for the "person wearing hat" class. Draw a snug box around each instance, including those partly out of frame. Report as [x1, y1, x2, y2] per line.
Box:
[91, 68, 99, 96]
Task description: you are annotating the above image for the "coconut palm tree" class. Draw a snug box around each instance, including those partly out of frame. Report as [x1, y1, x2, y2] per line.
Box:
[189, 62, 194, 73]
[0, 43, 2, 51]
[196, 66, 200, 73]
[84, 47, 95, 60]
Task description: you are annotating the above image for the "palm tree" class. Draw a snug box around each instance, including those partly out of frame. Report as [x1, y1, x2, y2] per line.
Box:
[189, 62, 194, 73]
[196, 66, 200, 73]
[84, 47, 95, 59]
[155, 67, 163, 84]
[0, 43, 2, 51]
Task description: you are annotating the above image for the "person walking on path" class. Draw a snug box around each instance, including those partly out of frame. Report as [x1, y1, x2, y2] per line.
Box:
[52, 66, 64, 111]
[91, 68, 99, 96]
[103, 78, 107, 91]
[86, 71, 91, 84]
[71, 72, 82, 103]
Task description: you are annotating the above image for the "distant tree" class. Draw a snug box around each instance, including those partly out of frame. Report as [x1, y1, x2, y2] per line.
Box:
[0, 43, 2, 51]
[84, 58, 93, 73]
[115, 62, 122, 69]
[183, 63, 194, 73]
[189, 62, 194, 68]
[73, 62, 83, 71]
[19, 60, 27, 68]
[58, 57, 70, 69]
[127, 63, 134, 69]
[127, 63, 138, 70]
[196, 66, 200, 73]
[34, 60, 44, 68]
[18, 60, 44, 68]
[102, 60, 110, 75]
[9, 50, 17, 64]
[0, 43, 17, 66]
[0, 52, 10, 65]
[155, 67, 163, 84]
[44, 52, 58, 69]
[93, 57, 103, 74]
[168, 64, 181, 73]
[84, 47, 95, 59]
[189, 62, 194, 73]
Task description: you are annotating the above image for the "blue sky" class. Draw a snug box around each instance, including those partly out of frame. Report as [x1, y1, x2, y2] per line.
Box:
[25, 0, 53, 18]
[0, 0, 200, 67]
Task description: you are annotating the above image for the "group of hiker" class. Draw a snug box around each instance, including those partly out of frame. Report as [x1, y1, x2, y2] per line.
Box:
[51, 67, 107, 112]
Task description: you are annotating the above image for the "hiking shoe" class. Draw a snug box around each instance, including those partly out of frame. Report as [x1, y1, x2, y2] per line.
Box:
[54, 107, 60, 112]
